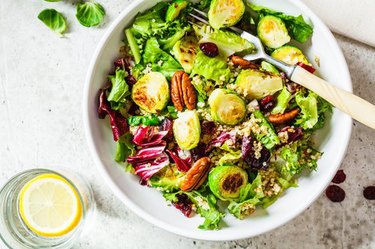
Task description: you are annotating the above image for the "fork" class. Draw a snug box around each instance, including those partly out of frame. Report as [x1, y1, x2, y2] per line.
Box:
[189, 8, 375, 129]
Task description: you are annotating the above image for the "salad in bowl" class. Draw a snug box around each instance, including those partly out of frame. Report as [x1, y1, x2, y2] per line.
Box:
[96, 0, 333, 230]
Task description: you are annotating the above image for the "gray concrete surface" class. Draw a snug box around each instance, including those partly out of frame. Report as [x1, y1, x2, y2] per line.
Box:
[0, 1, 374, 248]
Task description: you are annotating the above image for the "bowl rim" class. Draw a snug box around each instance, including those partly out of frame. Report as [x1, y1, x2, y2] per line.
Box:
[83, 0, 352, 241]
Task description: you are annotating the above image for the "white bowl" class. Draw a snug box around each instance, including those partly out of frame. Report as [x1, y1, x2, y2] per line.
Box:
[83, 0, 352, 241]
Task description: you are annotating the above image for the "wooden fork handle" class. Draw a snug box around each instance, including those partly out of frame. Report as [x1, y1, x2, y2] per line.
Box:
[291, 65, 375, 129]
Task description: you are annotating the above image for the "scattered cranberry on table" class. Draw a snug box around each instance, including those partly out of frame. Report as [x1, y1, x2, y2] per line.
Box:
[325, 185, 345, 202]
[331, 169, 346, 184]
[363, 186, 375, 200]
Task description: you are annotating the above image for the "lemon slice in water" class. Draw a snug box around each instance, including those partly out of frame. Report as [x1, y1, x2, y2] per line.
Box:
[19, 173, 82, 237]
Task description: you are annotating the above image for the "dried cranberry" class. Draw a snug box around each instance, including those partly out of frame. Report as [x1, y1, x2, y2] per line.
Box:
[325, 185, 345, 202]
[191, 142, 207, 162]
[173, 194, 193, 217]
[332, 170, 346, 184]
[259, 95, 276, 112]
[199, 42, 219, 57]
[363, 186, 375, 200]
[126, 75, 137, 85]
[241, 136, 271, 169]
[279, 126, 304, 144]
[201, 121, 216, 134]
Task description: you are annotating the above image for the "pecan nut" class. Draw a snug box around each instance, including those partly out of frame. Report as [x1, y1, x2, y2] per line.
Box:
[181, 157, 211, 192]
[171, 71, 197, 111]
[268, 108, 300, 125]
[231, 55, 259, 70]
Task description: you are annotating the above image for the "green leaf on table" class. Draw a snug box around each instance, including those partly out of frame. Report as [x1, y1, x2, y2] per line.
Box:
[76, 2, 105, 27]
[38, 9, 67, 36]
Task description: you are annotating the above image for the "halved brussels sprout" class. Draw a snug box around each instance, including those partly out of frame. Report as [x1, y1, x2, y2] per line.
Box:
[271, 45, 310, 65]
[165, 0, 189, 22]
[208, 0, 245, 30]
[172, 36, 198, 73]
[208, 165, 248, 201]
[132, 72, 169, 113]
[173, 110, 201, 150]
[257, 15, 290, 49]
[149, 165, 184, 192]
[235, 69, 283, 100]
[208, 89, 246, 126]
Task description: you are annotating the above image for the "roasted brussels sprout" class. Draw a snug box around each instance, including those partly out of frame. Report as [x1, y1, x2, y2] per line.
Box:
[173, 110, 201, 150]
[132, 72, 170, 113]
[208, 89, 247, 126]
[257, 15, 290, 49]
[235, 69, 283, 100]
[149, 165, 183, 192]
[208, 0, 245, 30]
[271, 45, 309, 65]
[208, 165, 248, 201]
[165, 0, 189, 22]
[172, 36, 198, 73]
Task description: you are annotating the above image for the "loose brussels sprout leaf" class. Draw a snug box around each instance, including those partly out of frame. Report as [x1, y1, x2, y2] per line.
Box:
[173, 110, 201, 150]
[191, 51, 231, 82]
[208, 0, 245, 29]
[208, 165, 248, 201]
[194, 25, 255, 58]
[131, 72, 169, 113]
[295, 91, 318, 129]
[208, 89, 246, 126]
[257, 15, 290, 49]
[149, 165, 183, 192]
[253, 110, 280, 149]
[172, 36, 198, 73]
[125, 29, 141, 64]
[76, 2, 105, 27]
[271, 45, 309, 65]
[235, 69, 283, 100]
[166, 0, 189, 22]
[272, 87, 292, 114]
[261, 61, 279, 74]
[37, 9, 67, 36]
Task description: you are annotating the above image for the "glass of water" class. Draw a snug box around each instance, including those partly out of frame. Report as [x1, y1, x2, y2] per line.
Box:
[0, 168, 95, 249]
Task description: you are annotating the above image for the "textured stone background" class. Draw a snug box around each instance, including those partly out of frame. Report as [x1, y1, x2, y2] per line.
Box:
[0, 1, 374, 248]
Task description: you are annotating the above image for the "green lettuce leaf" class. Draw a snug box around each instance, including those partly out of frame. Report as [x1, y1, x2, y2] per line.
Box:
[250, 4, 313, 43]
[295, 91, 318, 129]
[115, 133, 135, 163]
[76, 2, 105, 27]
[163, 190, 225, 230]
[38, 9, 67, 36]
[107, 69, 130, 110]
[272, 87, 292, 114]
[143, 38, 182, 79]
[191, 51, 231, 82]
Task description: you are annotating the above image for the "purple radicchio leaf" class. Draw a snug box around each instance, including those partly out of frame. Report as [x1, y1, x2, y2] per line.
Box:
[159, 118, 173, 141]
[191, 142, 207, 162]
[166, 149, 191, 172]
[205, 131, 236, 153]
[127, 142, 166, 164]
[97, 89, 128, 141]
[134, 152, 170, 181]
[132, 126, 168, 147]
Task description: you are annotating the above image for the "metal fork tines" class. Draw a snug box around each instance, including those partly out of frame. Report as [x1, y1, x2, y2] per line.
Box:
[188, 8, 243, 34]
